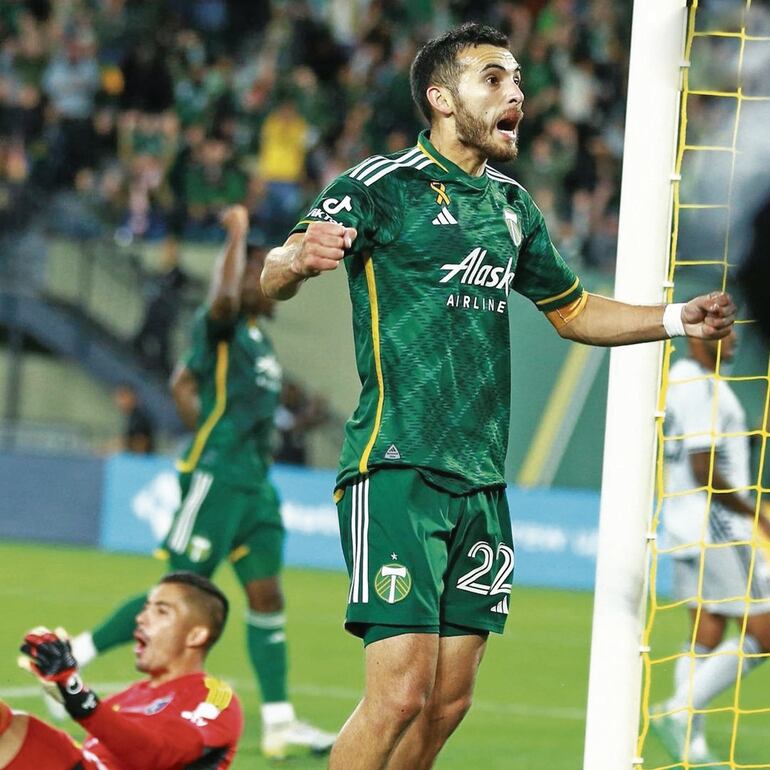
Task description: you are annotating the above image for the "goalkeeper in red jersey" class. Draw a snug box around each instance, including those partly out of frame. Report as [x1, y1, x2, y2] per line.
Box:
[0, 572, 242, 770]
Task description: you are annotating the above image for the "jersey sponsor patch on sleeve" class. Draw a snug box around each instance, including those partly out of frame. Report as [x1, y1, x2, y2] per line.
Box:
[182, 701, 222, 727]
[204, 676, 234, 711]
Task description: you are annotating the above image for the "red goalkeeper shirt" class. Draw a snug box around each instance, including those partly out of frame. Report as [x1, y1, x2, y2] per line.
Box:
[79, 672, 243, 770]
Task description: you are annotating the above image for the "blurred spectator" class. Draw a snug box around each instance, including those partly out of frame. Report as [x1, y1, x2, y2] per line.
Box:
[274, 380, 329, 466]
[3, 0, 637, 271]
[117, 110, 179, 240]
[120, 40, 174, 113]
[41, 33, 100, 186]
[183, 132, 246, 238]
[133, 237, 191, 375]
[257, 97, 310, 236]
[113, 383, 155, 454]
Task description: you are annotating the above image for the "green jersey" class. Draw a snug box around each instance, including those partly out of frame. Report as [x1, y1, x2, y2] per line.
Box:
[177, 307, 282, 488]
[293, 130, 583, 493]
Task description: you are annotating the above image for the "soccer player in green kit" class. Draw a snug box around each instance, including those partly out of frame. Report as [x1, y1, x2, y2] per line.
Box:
[262, 23, 736, 770]
[65, 205, 335, 759]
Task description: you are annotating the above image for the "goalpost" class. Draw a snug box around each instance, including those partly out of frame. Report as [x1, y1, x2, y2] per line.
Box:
[585, 1, 770, 767]
[582, 1, 688, 768]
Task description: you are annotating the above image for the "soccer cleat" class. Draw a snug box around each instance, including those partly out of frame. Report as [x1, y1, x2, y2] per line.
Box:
[261, 719, 336, 759]
[651, 710, 718, 765]
[689, 732, 718, 765]
[650, 711, 688, 762]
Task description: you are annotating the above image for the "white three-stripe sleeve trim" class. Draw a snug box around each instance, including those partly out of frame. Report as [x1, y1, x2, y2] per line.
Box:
[486, 167, 524, 188]
[355, 150, 418, 182]
[363, 148, 425, 187]
[349, 155, 384, 178]
[350, 156, 390, 180]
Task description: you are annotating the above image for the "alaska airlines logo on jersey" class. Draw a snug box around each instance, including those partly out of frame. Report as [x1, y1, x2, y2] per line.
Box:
[439, 248, 515, 293]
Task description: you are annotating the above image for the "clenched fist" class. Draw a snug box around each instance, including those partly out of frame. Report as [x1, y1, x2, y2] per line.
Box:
[682, 291, 736, 339]
[219, 205, 249, 237]
[290, 222, 357, 278]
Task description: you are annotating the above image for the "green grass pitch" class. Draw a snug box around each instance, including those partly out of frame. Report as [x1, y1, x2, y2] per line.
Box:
[1, 542, 768, 768]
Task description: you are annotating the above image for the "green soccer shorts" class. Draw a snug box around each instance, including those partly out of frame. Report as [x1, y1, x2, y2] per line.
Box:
[161, 469, 284, 585]
[336, 468, 514, 638]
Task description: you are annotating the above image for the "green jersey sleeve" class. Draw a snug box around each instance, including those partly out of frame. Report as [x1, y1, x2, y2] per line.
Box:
[182, 306, 235, 376]
[290, 172, 402, 253]
[512, 195, 584, 313]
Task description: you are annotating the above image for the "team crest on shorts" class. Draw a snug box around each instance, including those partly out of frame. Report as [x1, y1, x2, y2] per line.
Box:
[187, 535, 212, 563]
[374, 563, 412, 604]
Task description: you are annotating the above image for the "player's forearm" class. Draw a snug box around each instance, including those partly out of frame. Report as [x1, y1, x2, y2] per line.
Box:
[80, 704, 203, 769]
[174, 390, 200, 430]
[261, 242, 307, 300]
[209, 227, 247, 319]
[170, 366, 200, 430]
[556, 293, 668, 347]
[691, 455, 756, 517]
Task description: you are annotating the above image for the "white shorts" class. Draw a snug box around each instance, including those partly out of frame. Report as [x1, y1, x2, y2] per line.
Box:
[673, 544, 770, 616]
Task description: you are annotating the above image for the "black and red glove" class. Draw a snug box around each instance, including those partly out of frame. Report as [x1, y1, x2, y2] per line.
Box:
[19, 627, 99, 720]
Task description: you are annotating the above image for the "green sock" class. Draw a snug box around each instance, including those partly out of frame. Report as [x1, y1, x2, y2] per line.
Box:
[246, 609, 289, 704]
[92, 593, 147, 653]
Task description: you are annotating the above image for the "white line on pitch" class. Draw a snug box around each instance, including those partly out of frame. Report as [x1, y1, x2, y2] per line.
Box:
[0, 680, 585, 722]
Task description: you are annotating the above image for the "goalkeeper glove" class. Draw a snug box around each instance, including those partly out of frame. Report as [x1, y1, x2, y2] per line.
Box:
[19, 627, 100, 720]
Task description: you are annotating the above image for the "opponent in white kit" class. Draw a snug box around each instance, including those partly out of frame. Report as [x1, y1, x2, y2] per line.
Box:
[654, 329, 770, 764]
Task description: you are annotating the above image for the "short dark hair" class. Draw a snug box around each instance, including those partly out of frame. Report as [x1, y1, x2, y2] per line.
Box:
[160, 572, 229, 649]
[410, 23, 510, 123]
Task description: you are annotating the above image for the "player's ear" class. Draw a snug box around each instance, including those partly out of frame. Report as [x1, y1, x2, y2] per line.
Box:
[186, 624, 211, 650]
[426, 84, 454, 118]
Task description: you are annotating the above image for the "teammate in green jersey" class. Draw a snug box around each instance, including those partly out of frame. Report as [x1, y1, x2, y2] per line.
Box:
[62, 205, 335, 760]
[261, 23, 737, 770]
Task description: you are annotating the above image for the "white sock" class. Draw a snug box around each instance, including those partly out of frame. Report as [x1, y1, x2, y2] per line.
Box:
[71, 632, 98, 668]
[671, 635, 764, 710]
[262, 702, 295, 727]
[673, 642, 710, 738]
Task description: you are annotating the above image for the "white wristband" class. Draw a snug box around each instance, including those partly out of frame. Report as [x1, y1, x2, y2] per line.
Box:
[663, 303, 686, 338]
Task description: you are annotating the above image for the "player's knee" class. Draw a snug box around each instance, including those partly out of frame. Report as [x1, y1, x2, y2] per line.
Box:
[426, 692, 474, 732]
[369, 679, 431, 729]
[244, 579, 284, 613]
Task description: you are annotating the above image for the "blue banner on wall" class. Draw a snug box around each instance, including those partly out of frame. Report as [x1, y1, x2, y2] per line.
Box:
[97, 453, 663, 593]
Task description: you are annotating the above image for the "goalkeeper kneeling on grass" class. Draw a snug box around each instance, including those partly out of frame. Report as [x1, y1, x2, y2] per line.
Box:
[0, 572, 243, 770]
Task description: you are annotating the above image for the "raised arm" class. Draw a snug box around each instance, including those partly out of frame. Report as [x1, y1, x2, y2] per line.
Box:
[548, 291, 736, 346]
[170, 364, 199, 430]
[208, 205, 250, 322]
[261, 223, 357, 301]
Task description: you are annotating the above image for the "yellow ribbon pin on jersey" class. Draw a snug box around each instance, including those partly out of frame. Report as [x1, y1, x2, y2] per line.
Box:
[430, 182, 451, 206]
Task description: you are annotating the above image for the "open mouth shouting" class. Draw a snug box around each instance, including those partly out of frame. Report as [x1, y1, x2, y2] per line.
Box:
[134, 629, 149, 658]
[495, 110, 523, 143]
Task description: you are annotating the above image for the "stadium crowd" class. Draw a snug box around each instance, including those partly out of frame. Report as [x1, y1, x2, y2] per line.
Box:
[0, 0, 630, 271]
